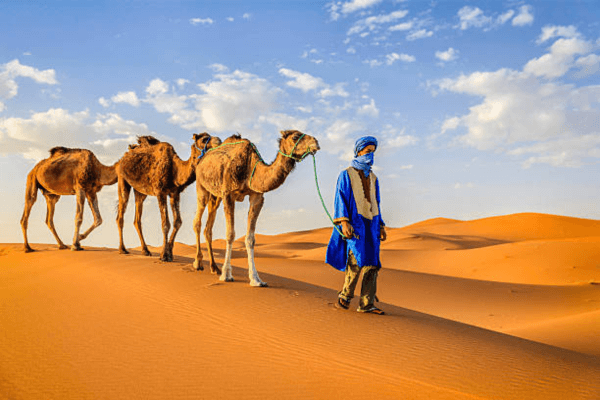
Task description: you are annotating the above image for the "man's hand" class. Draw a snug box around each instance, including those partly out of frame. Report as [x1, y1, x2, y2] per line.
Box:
[340, 221, 354, 239]
[380, 226, 387, 241]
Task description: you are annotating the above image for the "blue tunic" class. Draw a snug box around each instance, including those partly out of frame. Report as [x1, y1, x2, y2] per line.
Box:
[325, 167, 385, 271]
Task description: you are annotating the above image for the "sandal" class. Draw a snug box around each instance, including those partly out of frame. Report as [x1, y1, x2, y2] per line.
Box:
[358, 306, 385, 315]
[335, 297, 350, 310]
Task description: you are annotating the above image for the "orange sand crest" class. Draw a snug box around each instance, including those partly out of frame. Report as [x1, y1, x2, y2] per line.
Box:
[1, 212, 599, 399]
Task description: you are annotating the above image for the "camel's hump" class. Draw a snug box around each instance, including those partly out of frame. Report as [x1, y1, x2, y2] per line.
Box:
[136, 135, 161, 146]
[49, 146, 87, 156]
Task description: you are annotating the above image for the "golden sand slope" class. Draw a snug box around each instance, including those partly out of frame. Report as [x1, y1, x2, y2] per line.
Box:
[247, 213, 600, 357]
[1, 213, 599, 399]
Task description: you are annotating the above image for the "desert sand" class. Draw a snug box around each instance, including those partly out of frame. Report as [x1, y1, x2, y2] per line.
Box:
[1, 212, 599, 399]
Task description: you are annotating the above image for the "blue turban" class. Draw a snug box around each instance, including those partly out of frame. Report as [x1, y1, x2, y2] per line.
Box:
[353, 136, 378, 157]
[352, 136, 378, 177]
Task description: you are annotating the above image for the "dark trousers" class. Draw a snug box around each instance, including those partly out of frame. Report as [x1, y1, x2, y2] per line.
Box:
[339, 251, 378, 311]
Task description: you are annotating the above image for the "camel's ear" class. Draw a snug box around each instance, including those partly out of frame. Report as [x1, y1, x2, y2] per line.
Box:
[280, 130, 287, 137]
[193, 133, 200, 141]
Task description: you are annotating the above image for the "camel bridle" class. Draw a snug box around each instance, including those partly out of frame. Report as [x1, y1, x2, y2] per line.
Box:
[194, 136, 212, 160]
[278, 133, 313, 162]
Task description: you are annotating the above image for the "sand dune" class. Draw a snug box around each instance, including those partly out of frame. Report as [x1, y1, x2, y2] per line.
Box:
[1, 213, 599, 399]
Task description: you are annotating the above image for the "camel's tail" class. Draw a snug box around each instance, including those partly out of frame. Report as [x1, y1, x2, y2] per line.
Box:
[21, 167, 40, 237]
[23, 168, 40, 201]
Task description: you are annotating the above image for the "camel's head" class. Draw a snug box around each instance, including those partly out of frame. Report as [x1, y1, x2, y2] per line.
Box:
[279, 130, 320, 161]
[192, 132, 222, 162]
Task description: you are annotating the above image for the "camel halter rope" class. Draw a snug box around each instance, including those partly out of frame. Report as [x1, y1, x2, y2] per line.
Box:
[310, 154, 348, 240]
[196, 134, 346, 238]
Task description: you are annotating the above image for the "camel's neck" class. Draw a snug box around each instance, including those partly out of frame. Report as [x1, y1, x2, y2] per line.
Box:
[250, 150, 297, 193]
[173, 154, 196, 188]
[99, 162, 118, 186]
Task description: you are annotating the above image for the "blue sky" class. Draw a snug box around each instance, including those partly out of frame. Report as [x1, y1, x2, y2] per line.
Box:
[1, 0, 599, 247]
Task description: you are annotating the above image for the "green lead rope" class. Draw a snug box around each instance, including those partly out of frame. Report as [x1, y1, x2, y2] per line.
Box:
[311, 154, 348, 240]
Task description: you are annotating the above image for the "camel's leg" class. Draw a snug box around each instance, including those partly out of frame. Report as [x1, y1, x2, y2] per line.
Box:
[167, 192, 182, 261]
[71, 189, 85, 251]
[246, 193, 266, 287]
[78, 192, 102, 242]
[133, 190, 151, 256]
[157, 194, 171, 262]
[117, 178, 132, 254]
[43, 193, 68, 250]
[219, 194, 235, 282]
[192, 187, 209, 271]
[205, 195, 222, 274]
[21, 173, 38, 252]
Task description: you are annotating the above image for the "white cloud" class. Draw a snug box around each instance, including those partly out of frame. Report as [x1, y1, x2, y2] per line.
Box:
[456, 5, 531, 31]
[190, 17, 214, 26]
[341, 0, 382, 15]
[389, 21, 413, 31]
[435, 47, 459, 62]
[380, 125, 417, 149]
[509, 134, 600, 168]
[440, 116, 460, 134]
[324, 119, 363, 149]
[278, 68, 348, 98]
[226, 17, 234, 22]
[433, 28, 600, 168]
[457, 6, 492, 30]
[279, 68, 324, 92]
[297, 106, 312, 113]
[365, 53, 415, 67]
[2, 59, 57, 85]
[512, 5, 534, 26]
[347, 47, 357, 54]
[524, 37, 593, 79]
[575, 53, 600, 77]
[406, 29, 433, 41]
[146, 78, 169, 96]
[319, 83, 349, 98]
[325, 120, 362, 141]
[144, 79, 188, 116]
[386, 52, 416, 64]
[537, 25, 580, 44]
[364, 59, 382, 67]
[258, 113, 310, 133]
[0, 108, 156, 162]
[98, 97, 111, 108]
[301, 49, 318, 59]
[90, 113, 153, 139]
[497, 10, 515, 25]
[0, 59, 58, 111]
[186, 70, 281, 135]
[387, 134, 417, 148]
[357, 98, 379, 118]
[111, 91, 140, 107]
[328, 0, 382, 19]
[209, 63, 229, 72]
[176, 79, 190, 88]
[242, 13, 251, 20]
[347, 9, 409, 36]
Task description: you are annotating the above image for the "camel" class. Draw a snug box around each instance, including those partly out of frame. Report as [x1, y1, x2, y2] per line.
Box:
[192, 130, 320, 286]
[116, 133, 221, 262]
[20, 147, 118, 252]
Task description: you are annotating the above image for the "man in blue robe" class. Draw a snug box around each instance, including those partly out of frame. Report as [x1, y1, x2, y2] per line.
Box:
[326, 136, 386, 314]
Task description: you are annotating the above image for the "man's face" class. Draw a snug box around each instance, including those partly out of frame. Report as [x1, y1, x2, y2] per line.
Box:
[357, 144, 376, 156]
